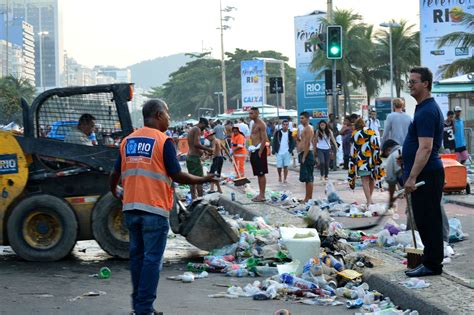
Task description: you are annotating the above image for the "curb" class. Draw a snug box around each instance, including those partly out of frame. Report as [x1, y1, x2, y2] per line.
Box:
[444, 198, 474, 209]
[363, 271, 450, 314]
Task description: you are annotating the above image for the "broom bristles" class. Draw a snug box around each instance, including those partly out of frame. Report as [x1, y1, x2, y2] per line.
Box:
[406, 247, 424, 269]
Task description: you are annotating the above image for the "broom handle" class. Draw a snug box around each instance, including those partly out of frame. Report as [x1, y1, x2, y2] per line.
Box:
[406, 192, 418, 249]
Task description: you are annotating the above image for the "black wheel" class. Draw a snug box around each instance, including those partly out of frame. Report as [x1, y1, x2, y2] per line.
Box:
[466, 183, 471, 195]
[91, 193, 129, 259]
[7, 194, 78, 261]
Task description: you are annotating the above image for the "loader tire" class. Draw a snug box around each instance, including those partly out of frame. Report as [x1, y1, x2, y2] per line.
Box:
[7, 194, 78, 261]
[92, 193, 129, 259]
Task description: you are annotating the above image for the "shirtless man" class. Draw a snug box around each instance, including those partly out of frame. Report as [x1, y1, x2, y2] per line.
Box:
[187, 117, 213, 199]
[249, 107, 268, 202]
[206, 132, 225, 193]
[298, 111, 315, 202]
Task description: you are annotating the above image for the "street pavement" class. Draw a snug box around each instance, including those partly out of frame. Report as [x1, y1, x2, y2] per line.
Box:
[0, 249, 354, 315]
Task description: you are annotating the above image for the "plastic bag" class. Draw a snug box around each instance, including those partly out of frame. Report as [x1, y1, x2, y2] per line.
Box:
[448, 218, 464, 242]
[307, 205, 321, 222]
[326, 181, 343, 203]
[395, 231, 424, 248]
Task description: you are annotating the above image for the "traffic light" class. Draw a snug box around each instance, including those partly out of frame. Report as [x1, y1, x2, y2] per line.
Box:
[326, 25, 343, 59]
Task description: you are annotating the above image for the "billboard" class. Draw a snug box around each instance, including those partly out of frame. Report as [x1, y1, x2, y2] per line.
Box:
[241, 60, 265, 111]
[294, 12, 327, 125]
[420, 0, 473, 116]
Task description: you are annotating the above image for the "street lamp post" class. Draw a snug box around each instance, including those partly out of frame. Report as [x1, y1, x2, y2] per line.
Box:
[380, 22, 400, 102]
[214, 91, 223, 115]
[218, 1, 236, 114]
[38, 31, 49, 91]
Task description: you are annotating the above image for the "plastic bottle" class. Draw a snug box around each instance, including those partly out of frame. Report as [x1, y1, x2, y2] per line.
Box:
[275, 251, 288, 260]
[336, 287, 358, 299]
[321, 254, 344, 271]
[226, 268, 249, 277]
[254, 266, 279, 277]
[363, 292, 375, 305]
[354, 242, 369, 250]
[99, 267, 111, 279]
[279, 273, 318, 290]
[185, 192, 192, 204]
[245, 257, 260, 269]
[239, 232, 248, 249]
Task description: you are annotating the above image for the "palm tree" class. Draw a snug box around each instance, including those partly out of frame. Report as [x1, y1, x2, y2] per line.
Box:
[437, 12, 474, 78]
[350, 25, 389, 106]
[0, 75, 36, 124]
[376, 20, 419, 97]
[310, 9, 368, 114]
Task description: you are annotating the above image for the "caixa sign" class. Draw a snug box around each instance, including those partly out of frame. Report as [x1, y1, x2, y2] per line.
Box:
[0, 154, 18, 175]
[304, 81, 325, 98]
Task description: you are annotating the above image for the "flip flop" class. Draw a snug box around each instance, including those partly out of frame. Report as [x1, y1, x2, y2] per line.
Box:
[251, 197, 266, 203]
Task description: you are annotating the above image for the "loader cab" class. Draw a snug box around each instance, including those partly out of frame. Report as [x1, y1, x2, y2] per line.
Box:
[0, 84, 135, 261]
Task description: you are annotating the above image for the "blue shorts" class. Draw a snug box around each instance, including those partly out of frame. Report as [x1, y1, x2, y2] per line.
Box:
[276, 151, 291, 168]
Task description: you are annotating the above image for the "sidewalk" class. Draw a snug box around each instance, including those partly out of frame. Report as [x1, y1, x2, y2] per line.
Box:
[204, 158, 474, 314]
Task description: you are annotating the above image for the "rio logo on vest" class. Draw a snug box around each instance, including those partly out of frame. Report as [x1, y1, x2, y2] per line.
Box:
[125, 137, 156, 163]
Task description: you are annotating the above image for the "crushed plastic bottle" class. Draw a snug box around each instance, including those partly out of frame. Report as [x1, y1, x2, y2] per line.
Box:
[279, 273, 318, 290]
[254, 265, 279, 277]
[226, 268, 249, 277]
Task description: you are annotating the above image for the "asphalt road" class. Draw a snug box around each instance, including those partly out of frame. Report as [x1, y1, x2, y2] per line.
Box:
[0, 247, 354, 315]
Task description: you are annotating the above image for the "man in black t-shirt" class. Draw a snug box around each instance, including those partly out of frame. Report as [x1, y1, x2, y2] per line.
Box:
[443, 110, 456, 153]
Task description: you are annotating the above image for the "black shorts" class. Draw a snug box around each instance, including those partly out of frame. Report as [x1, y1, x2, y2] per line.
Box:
[210, 156, 224, 176]
[299, 151, 315, 183]
[250, 147, 268, 176]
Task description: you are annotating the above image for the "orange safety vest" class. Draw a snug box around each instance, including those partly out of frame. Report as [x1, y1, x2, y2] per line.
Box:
[120, 127, 174, 218]
[231, 133, 247, 157]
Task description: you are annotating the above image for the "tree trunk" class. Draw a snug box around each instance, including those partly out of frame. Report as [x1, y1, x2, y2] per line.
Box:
[395, 69, 402, 98]
[344, 82, 352, 114]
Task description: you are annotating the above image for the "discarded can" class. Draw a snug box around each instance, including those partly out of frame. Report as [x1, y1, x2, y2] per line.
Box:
[99, 267, 111, 279]
[231, 192, 236, 201]
[346, 298, 364, 309]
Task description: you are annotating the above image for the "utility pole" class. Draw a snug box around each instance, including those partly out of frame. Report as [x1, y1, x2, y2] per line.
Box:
[327, 0, 338, 170]
[5, 0, 9, 76]
[218, 1, 236, 114]
[219, 0, 227, 113]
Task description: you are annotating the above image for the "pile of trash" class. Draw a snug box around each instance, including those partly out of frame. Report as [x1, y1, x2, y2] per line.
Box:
[171, 181, 467, 313]
[168, 208, 419, 313]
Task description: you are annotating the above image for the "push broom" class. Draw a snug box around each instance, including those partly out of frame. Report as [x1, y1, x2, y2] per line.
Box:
[405, 191, 424, 269]
[223, 140, 250, 186]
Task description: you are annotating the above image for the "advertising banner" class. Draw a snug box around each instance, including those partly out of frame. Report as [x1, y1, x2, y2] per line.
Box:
[420, 0, 473, 116]
[294, 12, 327, 125]
[241, 60, 265, 111]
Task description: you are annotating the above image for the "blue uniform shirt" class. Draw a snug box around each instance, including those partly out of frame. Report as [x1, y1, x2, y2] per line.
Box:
[402, 97, 443, 179]
[454, 118, 466, 149]
[114, 138, 181, 176]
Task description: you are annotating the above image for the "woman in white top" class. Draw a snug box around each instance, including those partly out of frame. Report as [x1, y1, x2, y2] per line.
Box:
[314, 120, 338, 180]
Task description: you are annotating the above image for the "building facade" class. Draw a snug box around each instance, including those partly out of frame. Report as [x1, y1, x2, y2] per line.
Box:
[94, 66, 132, 83]
[0, 16, 35, 84]
[1, 0, 63, 89]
